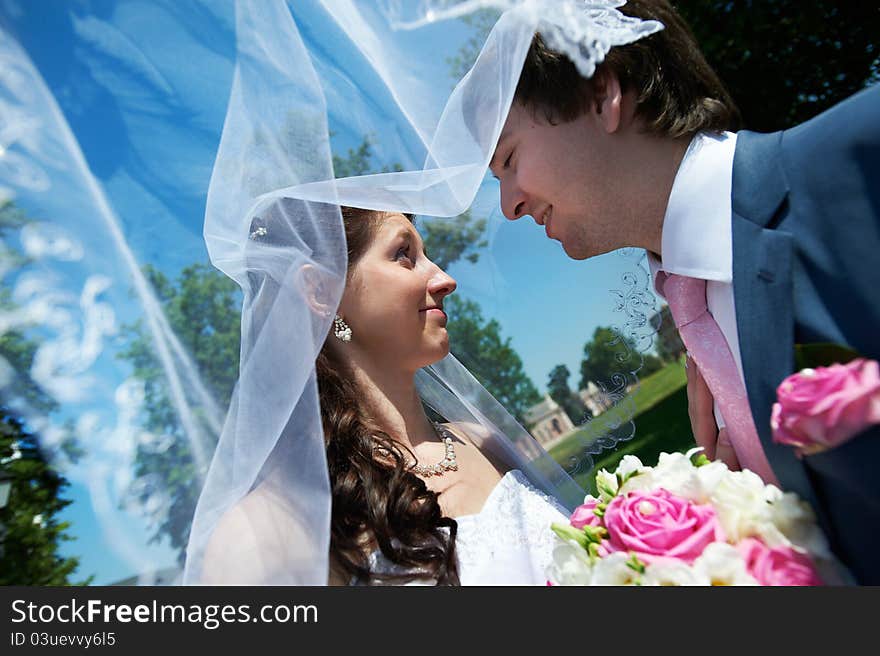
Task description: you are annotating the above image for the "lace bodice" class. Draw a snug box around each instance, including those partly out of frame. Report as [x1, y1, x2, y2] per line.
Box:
[357, 469, 571, 585]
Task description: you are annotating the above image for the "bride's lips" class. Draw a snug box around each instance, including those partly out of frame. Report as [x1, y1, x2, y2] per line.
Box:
[421, 306, 447, 321]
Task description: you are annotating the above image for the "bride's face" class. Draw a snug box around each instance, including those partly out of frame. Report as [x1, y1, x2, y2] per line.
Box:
[338, 213, 456, 371]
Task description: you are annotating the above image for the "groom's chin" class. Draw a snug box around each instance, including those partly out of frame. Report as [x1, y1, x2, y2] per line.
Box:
[558, 239, 591, 261]
[559, 235, 615, 261]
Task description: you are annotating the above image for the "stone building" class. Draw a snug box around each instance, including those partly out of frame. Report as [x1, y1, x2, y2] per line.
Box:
[578, 381, 613, 417]
[523, 394, 576, 445]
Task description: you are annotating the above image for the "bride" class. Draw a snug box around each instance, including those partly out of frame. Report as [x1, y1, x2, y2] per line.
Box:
[193, 204, 570, 585]
[183, 0, 664, 586]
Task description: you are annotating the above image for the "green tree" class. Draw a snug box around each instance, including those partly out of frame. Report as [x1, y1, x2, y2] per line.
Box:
[119, 263, 240, 558]
[678, 1, 880, 131]
[333, 138, 376, 178]
[0, 200, 85, 584]
[445, 296, 541, 423]
[443, 3, 879, 130]
[418, 210, 487, 270]
[579, 326, 639, 391]
[333, 135, 404, 178]
[0, 415, 87, 585]
[640, 353, 664, 377]
[650, 305, 685, 363]
[333, 136, 487, 270]
[547, 364, 590, 424]
[446, 9, 501, 82]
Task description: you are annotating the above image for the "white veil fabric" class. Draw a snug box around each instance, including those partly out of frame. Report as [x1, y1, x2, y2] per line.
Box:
[184, 0, 664, 585]
[0, 0, 666, 586]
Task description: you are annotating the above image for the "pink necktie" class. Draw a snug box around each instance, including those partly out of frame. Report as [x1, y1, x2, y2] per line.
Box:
[656, 271, 778, 485]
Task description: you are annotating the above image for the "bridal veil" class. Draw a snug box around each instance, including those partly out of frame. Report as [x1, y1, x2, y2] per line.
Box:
[0, 1, 664, 585]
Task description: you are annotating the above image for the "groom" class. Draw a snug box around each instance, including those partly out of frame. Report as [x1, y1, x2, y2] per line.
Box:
[489, 0, 880, 583]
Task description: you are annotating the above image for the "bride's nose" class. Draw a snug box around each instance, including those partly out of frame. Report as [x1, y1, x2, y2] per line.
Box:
[428, 268, 456, 297]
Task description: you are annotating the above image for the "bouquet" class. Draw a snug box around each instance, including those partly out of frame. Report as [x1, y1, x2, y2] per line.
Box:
[547, 449, 832, 586]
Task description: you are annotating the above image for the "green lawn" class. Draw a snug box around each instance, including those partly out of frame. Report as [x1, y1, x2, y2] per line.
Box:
[549, 359, 696, 495]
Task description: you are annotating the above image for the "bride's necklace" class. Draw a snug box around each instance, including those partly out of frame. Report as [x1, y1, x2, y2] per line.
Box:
[409, 422, 458, 477]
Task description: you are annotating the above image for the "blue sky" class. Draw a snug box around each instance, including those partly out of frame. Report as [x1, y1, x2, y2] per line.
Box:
[0, 0, 660, 584]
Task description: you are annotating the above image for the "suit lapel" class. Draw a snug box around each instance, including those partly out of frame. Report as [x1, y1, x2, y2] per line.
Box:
[731, 132, 819, 508]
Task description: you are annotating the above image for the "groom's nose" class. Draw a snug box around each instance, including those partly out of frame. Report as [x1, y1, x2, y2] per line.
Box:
[500, 181, 527, 221]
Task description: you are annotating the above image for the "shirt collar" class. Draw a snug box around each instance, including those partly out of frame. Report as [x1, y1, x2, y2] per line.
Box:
[648, 131, 738, 289]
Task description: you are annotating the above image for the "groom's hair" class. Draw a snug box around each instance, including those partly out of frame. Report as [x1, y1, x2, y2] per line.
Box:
[515, 0, 741, 138]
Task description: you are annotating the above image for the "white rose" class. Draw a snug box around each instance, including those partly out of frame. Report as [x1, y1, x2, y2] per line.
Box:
[595, 469, 619, 501]
[647, 451, 699, 496]
[590, 553, 641, 585]
[656, 450, 697, 471]
[614, 455, 646, 481]
[692, 542, 759, 586]
[766, 487, 831, 558]
[632, 452, 725, 503]
[691, 461, 728, 500]
[618, 469, 657, 495]
[546, 541, 593, 586]
[642, 560, 710, 586]
[709, 469, 775, 543]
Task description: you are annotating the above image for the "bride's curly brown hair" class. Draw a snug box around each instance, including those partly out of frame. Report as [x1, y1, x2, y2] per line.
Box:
[317, 206, 460, 585]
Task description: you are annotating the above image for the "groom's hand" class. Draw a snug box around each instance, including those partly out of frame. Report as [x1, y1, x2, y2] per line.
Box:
[685, 356, 741, 471]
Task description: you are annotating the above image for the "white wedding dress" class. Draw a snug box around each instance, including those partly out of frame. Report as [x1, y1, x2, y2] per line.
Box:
[358, 470, 571, 585]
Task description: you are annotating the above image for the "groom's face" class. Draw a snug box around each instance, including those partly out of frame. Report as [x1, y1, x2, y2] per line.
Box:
[489, 101, 623, 260]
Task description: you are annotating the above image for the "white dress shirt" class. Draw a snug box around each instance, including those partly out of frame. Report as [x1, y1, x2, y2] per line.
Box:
[647, 131, 743, 429]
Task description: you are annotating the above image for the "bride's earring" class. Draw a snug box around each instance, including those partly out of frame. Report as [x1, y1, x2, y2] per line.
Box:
[333, 314, 352, 342]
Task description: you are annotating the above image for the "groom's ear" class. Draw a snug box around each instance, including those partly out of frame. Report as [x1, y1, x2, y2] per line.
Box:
[590, 69, 623, 134]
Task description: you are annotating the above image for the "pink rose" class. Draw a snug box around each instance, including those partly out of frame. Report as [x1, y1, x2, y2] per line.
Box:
[570, 498, 603, 529]
[737, 538, 823, 586]
[771, 358, 880, 457]
[603, 489, 723, 563]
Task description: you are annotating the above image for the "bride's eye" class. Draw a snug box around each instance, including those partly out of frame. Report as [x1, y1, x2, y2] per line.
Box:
[395, 246, 414, 265]
[503, 149, 514, 169]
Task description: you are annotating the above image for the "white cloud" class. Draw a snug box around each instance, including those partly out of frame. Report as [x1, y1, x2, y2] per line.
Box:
[20, 222, 85, 261]
[7, 272, 117, 404]
[0, 147, 50, 192]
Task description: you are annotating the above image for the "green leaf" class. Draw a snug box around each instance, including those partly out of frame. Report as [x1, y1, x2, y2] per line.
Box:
[597, 479, 617, 499]
[626, 554, 646, 574]
[619, 469, 641, 486]
[582, 525, 608, 544]
[551, 523, 589, 550]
